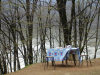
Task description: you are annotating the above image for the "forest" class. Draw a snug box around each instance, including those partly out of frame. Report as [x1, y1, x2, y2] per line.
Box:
[0, 0, 100, 74]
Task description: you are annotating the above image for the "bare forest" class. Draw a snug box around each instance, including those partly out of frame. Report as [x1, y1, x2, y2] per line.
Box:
[0, 0, 100, 74]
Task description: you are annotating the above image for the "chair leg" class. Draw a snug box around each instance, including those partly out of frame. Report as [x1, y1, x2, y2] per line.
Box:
[88, 57, 92, 66]
[80, 56, 83, 66]
[86, 56, 88, 67]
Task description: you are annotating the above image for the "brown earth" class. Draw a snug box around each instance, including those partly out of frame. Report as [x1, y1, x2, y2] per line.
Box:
[7, 58, 100, 75]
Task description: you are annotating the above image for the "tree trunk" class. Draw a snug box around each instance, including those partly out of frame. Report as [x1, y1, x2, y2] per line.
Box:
[26, 0, 38, 64]
[8, 29, 12, 72]
[72, 0, 77, 47]
[94, 7, 100, 59]
[0, 4, 1, 69]
[0, 57, 3, 74]
[26, 0, 33, 64]
[59, 24, 61, 47]
[3, 56, 7, 74]
[0, 0, 1, 29]
[56, 0, 69, 46]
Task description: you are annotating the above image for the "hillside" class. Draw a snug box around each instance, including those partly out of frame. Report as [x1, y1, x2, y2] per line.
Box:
[7, 58, 100, 75]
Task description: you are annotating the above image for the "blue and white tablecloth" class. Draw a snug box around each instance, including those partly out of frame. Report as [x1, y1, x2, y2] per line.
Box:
[46, 47, 81, 62]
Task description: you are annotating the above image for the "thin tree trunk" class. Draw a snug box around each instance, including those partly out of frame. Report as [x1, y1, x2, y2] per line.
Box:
[0, 58, 3, 74]
[0, 4, 1, 70]
[8, 29, 12, 72]
[2, 35, 7, 74]
[3, 56, 7, 74]
[59, 23, 61, 47]
[94, 7, 100, 59]
[36, 25, 38, 63]
[0, 0, 1, 30]
[72, 0, 77, 47]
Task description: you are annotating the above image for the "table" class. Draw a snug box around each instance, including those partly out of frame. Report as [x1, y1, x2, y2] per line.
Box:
[46, 47, 81, 66]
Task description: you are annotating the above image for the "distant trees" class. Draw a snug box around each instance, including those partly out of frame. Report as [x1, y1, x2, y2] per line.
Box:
[78, 0, 99, 53]
[56, 0, 99, 54]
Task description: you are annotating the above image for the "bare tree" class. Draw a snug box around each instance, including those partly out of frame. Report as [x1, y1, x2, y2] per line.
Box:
[26, 0, 38, 64]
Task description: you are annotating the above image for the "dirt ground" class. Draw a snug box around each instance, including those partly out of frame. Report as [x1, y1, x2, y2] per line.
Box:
[7, 58, 100, 75]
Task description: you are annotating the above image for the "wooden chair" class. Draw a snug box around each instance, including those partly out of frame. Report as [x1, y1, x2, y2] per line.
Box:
[80, 51, 92, 67]
[44, 56, 55, 70]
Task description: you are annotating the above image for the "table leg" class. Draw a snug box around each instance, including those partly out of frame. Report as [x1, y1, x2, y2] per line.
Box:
[54, 61, 55, 70]
[62, 61, 64, 64]
[52, 61, 54, 66]
[72, 54, 76, 66]
[66, 60, 68, 65]
[46, 57, 49, 67]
